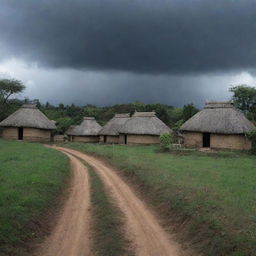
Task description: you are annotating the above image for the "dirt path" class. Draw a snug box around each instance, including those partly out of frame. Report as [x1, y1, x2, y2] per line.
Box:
[57, 146, 189, 256]
[36, 152, 92, 256]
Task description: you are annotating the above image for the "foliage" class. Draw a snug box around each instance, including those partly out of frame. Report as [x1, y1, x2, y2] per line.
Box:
[246, 129, 256, 154]
[160, 133, 173, 151]
[182, 103, 199, 121]
[0, 79, 25, 120]
[0, 140, 68, 255]
[230, 85, 256, 121]
[62, 143, 256, 256]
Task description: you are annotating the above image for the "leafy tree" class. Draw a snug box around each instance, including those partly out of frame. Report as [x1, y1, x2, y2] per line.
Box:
[246, 129, 256, 154]
[0, 79, 25, 105]
[160, 133, 174, 151]
[182, 103, 199, 121]
[230, 85, 256, 117]
[0, 79, 25, 120]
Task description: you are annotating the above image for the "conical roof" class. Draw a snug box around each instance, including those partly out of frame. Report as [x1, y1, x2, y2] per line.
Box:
[68, 117, 102, 136]
[99, 113, 130, 136]
[119, 112, 172, 135]
[0, 104, 56, 130]
[180, 102, 255, 134]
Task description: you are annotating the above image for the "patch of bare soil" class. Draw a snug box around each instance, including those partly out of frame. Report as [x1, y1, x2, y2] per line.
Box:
[57, 146, 191, 256]
[35, 152, 92, 256]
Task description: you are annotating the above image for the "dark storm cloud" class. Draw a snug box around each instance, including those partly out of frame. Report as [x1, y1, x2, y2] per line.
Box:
[0, 0, 256, 73]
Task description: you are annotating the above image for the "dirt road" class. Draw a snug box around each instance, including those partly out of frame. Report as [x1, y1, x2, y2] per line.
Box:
[36, 152, 92, 256]
[57, 146, 188, 256]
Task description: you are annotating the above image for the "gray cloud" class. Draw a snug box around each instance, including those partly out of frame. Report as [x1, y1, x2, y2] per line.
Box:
[0, 0, 256, 74]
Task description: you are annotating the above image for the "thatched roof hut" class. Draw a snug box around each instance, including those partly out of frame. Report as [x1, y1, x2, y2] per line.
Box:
[99, 113, 130, 143]
[0, 104, 56, 141]
[180, 102, 255, 150]
[67, 117, 102, 143]
[119, 112, 172, 144]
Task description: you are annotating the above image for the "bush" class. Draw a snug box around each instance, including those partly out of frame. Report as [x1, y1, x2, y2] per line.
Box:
[246, 129, 256, 154]
[160, 133, 174, 151]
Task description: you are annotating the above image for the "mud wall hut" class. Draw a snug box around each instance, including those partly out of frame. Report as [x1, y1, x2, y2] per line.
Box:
[0, 104, 56, 142]
[66, 117, 102, 142]
[99, 113, 130, 143]
[119, 112, 172, 144]
[180, 102, 255, 150]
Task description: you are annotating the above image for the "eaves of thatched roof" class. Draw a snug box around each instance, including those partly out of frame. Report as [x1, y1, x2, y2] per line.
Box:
[99, 113, 130, 136]
[67, 117, 102, 136]
[119, 112, 172, 135]
[180, 102, 255, 134]
[0, 104, 56, 130]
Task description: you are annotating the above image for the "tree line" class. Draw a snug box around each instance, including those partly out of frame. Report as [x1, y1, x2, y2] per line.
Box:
[0, 79, 256, 134]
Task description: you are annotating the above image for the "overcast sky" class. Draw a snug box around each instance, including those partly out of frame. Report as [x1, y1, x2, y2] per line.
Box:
[0, 0, 256, 107]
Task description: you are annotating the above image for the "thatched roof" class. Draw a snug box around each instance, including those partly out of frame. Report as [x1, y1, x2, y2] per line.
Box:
[99, 113, 130, 136]
[67, 117, 102, 136]
[65, 125, 77, 135]
[0, 104, 56, 130]
[119, 112, 172, 135]
[180, 102, 255, 134]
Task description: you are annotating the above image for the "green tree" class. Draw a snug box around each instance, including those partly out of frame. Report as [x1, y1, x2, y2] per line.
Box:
[182, 103, 199, 121]
[0, 79, 25, 120]
[230, 85, 256, 113]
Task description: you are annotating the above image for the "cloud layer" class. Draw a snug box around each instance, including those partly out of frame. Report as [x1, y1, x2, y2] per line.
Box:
[1, 0, 256, 73]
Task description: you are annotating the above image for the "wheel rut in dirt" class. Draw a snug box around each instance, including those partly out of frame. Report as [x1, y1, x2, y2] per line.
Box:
[57, 146, 190, 256]
[35, 152, 92, 256]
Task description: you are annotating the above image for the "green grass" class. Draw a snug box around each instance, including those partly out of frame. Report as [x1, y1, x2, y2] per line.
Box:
[60, 142, 256, 256]
[86, 164, 131, 256]
[0, 140, 69, 255]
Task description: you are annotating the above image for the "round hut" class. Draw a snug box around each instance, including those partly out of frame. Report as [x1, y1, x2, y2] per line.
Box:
[66, 117, 102, 143]
[119, 112, 172, 144]
[0, 104, 56, 142]
[180, 102, 255, 150]
[99, 113, 130, 144]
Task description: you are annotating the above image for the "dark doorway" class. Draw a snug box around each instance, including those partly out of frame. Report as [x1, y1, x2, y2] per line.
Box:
[124, 135, 127, 144]
[18, 127, 23, 140]
[203, 133, 210, 147]
[104, 136, 107, 143]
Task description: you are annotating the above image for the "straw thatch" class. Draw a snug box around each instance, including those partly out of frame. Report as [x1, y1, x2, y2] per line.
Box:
[65, 125, 77, 135]
[119, 112, 172, 135]
[99, 113, 130, 136]
[181, 102, 255, 134]
[67, 117, 102, 136]
[0, 104, 56, 130]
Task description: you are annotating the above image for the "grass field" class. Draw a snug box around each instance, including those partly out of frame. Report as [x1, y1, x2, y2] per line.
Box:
[0, 140, 69, 255]
[61, 142, 256, 256]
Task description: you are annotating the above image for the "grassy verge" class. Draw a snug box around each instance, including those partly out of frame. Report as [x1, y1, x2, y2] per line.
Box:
[0, 140, 69, 255]
[85, 163, 131, 256]
[60, 142, 256, 256]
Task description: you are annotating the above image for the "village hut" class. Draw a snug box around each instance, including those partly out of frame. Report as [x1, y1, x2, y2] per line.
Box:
[99, 113, 130, 143]
[0, 104, 56, 142]
[66, 117, 102, 142]
[180, 102, 255, 150]
[65, 125, 77, 141]
[119, 112, 172, 144]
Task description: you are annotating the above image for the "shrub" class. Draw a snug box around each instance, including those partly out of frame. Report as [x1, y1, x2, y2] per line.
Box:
[160, 133, 174, 151]
[246, 129, 256, 154]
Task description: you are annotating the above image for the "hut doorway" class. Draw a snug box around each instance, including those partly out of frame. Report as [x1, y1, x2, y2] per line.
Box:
[124, 135, 127, 144]
[18, 127, 23, 140]
[104, 136, 107, 143]
[203, 133, 210, 147]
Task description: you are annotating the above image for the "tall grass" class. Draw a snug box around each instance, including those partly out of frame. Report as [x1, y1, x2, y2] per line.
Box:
[62, 142, 256, 256]
[0, 140, 69, 255]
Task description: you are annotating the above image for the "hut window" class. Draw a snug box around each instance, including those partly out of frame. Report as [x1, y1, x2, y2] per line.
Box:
[18, 127, 23, 140]
[203, 133, 210, 147]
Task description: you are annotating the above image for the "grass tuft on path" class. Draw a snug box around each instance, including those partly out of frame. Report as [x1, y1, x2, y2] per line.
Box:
[86, 163, 132, 256]
[0, 140, 69, 255]
[60, 142, 256, 256]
